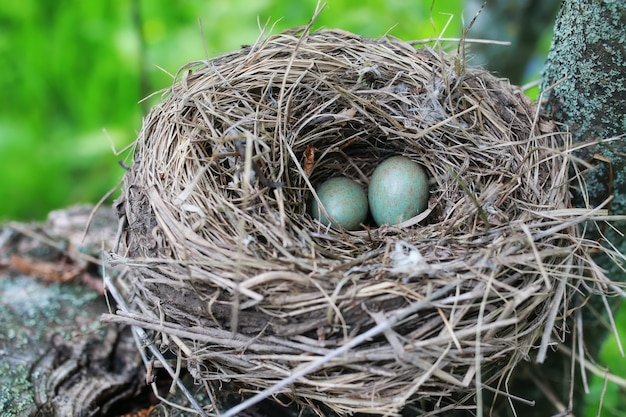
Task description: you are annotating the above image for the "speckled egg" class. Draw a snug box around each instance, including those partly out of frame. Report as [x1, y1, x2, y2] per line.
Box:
[310, 177, 368, 230]
[368, 156, 429, 226]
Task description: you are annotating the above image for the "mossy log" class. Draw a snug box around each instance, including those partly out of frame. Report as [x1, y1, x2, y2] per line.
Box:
[0, 207, 143, 417]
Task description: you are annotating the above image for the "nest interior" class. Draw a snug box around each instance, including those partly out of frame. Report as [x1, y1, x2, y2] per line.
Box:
[110, 28, 610, 415]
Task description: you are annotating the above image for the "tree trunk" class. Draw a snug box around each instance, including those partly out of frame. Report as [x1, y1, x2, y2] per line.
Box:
[537, 0, 626, 415]
[542, 0, 626, 214]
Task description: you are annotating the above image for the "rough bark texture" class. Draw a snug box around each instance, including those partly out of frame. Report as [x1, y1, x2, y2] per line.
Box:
[537, 0, 626, 415]
[0, 207, 144, 417]
[541, 0, 626, 212]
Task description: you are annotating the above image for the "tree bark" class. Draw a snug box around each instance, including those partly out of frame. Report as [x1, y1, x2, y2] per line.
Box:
[0, 207, 143, 417]
[537, 0, 626, 415]
[541, 0, 626, 213]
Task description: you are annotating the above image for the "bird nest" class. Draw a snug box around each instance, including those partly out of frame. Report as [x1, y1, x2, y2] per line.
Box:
[108, 28, 614, 416]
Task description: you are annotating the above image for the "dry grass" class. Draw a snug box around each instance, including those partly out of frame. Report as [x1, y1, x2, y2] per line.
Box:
[104, 24, 624, 417]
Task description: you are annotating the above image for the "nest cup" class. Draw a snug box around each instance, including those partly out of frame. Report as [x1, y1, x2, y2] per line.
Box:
[112, 28, 606, 415]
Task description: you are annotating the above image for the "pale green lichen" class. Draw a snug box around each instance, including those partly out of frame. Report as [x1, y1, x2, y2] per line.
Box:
[541, 0, 626, 214]
[539, 3, 626, 415]
[0, 274, 104, 416]
[0, 363, 35, 417]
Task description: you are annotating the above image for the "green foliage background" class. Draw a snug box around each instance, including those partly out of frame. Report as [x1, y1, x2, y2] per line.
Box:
[0, 0, 467, 221]
[0, 1, 622, 415]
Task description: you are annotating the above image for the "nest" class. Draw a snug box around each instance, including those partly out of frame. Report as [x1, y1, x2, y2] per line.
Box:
[109, 28, 614, 416]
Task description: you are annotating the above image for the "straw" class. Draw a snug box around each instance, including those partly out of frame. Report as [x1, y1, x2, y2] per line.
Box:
[106, 27, 625, 416]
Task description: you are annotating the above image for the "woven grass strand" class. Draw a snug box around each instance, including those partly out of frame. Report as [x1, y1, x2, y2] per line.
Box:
[109, 27, 624, 416]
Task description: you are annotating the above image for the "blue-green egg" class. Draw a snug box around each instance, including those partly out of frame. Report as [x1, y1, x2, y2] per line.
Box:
[310, 177, 368, 230]
[368, 156, 429, 226]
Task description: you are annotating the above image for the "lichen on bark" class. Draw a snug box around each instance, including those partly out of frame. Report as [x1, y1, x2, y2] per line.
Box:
[541, 0, 626, 213]
[0, 274, 103, 416]
[538, 1, 626, 415]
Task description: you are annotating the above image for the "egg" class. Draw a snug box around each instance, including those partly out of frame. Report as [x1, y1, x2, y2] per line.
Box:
[368, 156, 429, 226]
[310, 177, 368, 230]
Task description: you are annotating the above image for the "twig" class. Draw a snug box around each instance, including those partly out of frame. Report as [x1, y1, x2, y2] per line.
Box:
[219, 279, 463, 417]
[102, 271, 209, 417]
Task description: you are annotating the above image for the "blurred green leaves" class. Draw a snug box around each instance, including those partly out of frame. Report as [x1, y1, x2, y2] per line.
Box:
[0, 1, 142, 219]
[0, 0, 464, 220]
[585, 305, 626, 417]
